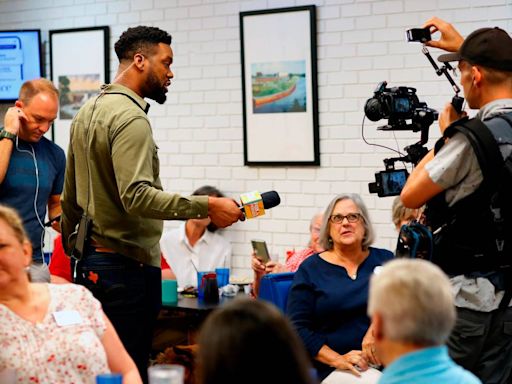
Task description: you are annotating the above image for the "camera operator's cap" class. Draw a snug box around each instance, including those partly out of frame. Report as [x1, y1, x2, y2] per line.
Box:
[437, 27, 512, 71]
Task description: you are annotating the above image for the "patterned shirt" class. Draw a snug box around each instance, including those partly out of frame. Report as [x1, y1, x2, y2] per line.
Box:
[0, 284, 109, 383]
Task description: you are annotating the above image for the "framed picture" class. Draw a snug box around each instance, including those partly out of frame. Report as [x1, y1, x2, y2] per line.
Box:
[240, 6, 319, 166]
[49, 26, 109, 152]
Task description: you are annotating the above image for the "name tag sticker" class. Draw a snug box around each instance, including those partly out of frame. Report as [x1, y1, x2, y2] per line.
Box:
[53, 310, 83, 326]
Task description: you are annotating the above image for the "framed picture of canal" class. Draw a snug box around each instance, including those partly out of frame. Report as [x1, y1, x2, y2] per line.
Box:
[49, 26, 110, 153]
[240, 6, 319, 165]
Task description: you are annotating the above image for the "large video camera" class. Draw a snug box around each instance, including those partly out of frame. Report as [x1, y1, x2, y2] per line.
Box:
[365, 81, 438, 197]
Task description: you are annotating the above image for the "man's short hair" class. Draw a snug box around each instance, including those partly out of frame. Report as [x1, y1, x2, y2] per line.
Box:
[481, 67, 512, 87]
[368, 259, 456, 346]
[18, 78, 59, 106]
[114, 26, 172, 62]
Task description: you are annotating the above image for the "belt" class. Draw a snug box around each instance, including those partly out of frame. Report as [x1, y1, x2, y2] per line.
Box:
[89, 239, 116, 253]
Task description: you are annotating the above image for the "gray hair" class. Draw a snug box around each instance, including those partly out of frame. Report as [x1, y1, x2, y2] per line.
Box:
[368, 259, 456, 346]
[309, 212, 323, 232]
[319, 193, 374, 251]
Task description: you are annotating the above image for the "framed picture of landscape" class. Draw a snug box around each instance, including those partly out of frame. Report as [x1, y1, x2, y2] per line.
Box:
[49, 26, 109, 153]
[240, 5, 319, 166]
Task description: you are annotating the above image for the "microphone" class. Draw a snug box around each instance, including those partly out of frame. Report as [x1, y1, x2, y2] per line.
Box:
[240, 191, 281, 219]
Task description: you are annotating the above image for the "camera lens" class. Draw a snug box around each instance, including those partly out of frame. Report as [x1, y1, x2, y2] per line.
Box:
[364, 98, 384, 121]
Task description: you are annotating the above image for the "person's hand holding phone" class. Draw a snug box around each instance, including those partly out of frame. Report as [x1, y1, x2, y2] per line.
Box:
[251, 252, 266, 277]
[422, 17, 464, 52]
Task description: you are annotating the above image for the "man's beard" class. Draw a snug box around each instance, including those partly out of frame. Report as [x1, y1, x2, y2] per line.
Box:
[146, 72, 167, 104]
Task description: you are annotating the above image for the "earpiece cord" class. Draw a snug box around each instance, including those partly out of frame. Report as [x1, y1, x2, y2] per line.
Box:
[15, 137, 46, 264]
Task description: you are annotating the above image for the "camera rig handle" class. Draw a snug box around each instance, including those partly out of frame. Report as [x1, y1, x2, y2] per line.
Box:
[421, 46, 464, 114]
[383, 141, 429, 169]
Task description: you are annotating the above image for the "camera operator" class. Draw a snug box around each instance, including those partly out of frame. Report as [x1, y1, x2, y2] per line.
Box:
[400, 17, 512, 384]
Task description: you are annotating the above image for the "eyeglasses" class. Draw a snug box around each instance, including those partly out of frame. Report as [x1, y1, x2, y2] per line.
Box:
[329, 213, 361, 224]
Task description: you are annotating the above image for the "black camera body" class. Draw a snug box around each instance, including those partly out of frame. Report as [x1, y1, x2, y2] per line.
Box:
[365, 81, 438, 197]
[364, 81, 436, 129]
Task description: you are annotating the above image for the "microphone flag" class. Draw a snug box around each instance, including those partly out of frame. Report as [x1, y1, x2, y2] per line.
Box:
[240, 191, 265, 219]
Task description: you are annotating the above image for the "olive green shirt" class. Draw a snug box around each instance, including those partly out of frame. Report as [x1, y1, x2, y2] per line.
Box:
[61, 84, 208, 267]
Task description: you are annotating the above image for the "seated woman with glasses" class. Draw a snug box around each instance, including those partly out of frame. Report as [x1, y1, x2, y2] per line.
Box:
[287, 194, 393, 382]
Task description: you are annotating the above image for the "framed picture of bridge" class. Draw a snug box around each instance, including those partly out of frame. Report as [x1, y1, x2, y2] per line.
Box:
[240, 5, 319, 166]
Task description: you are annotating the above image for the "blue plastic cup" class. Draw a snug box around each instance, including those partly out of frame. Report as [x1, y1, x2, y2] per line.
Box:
[96, 373, 122, 384]
[215, 267, 230, 287]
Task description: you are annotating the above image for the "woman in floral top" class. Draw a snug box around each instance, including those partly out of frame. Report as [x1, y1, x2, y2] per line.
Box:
[0, 205, 141, 383]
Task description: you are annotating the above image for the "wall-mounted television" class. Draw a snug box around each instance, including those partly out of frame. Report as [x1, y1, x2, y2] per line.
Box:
[0, 29, 43, 102]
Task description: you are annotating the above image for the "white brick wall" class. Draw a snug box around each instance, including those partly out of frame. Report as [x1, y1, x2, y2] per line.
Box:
[1, 0, 511, 277]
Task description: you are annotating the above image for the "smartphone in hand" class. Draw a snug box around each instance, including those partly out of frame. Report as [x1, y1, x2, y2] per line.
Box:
[251, 239, 270, 263]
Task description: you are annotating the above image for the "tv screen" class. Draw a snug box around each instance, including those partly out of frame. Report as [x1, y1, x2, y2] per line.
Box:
[0, 29, 42, 102]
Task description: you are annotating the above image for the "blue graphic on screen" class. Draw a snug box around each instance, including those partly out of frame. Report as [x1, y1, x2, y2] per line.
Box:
[0, 30, 42, 101]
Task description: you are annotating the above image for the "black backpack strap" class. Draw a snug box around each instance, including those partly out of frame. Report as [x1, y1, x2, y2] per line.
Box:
[456, 114, 512, 309]
[451, 117, 504, 190]
[488, 113, 512, 179]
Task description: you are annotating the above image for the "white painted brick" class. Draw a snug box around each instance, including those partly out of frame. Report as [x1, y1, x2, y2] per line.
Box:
[141, 9, 164, 21]
[487, 6, 512, 20]
[329, 98, 359, 112]
[214, 27, 238, 40]
[178, 116, 204, 128]
[287, 168, 316, 181]
[179, 92, 204, 104]
[325, 18, 355, 32]
[284, 193, 316, 207]
[387, 15, 421, 29]
[108, 1, 130, 13]
[208, 141, 232, 154]
[180, 142, 205, 154]
[189, 30, 212, 42]
[118, 12, 141, 24]
[319, 32, 342, 46]
[358, 42, 387, 57]
[214, 2, 239, 16]
[302, 181, 331, 194]
[177, 18, 201, 31]
[96, 14, 118, 25]
[131, 0, 153, 11]
[202, 16, 228, 29]
[86, 3, 107, 15]
[318, 5, 341, 20]
[373, 27, 407, 42]
[343, 30, 372, 44]
[341, 3, 371, 17]
[356, 15, 387, 29]
[189, 4, 214, 18]
[373, 1, 403, 14]
[73, 16, 97, 27]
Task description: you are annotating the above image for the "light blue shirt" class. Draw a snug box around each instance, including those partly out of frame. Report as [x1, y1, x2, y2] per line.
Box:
[379, 346, 481, 384]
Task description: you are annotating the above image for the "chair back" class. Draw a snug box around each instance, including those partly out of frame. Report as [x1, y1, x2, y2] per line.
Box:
[258, 272, 295, 313]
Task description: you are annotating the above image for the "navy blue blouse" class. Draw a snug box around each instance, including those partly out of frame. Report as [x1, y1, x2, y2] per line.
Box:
[286, 247, 393, 381]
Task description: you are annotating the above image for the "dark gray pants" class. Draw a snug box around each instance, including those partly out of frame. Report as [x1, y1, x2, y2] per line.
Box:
[448, 306, 512, 384]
